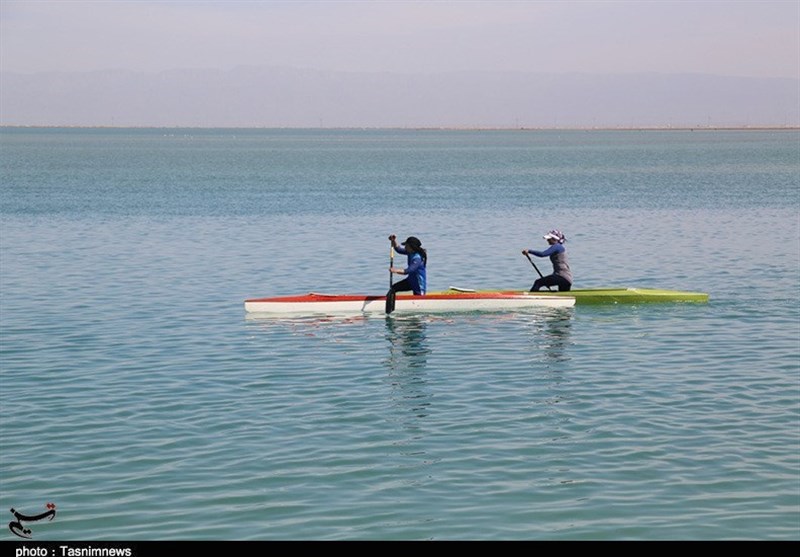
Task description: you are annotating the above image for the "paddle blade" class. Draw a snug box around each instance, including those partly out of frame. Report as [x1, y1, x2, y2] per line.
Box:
[385, 289, 396, 314]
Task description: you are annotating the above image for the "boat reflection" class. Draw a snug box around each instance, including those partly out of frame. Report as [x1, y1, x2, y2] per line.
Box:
[383, 315, 432, 422]
[244, 313, 369, 325]
[524, 307, 574, 364]
[384, 315, 431, 371]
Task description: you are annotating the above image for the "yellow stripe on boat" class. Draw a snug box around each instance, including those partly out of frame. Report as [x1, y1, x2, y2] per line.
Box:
[445, 287, 709, 304]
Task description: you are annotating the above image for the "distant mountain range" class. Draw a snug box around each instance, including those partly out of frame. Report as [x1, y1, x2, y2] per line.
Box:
[1, 66, 797, 128]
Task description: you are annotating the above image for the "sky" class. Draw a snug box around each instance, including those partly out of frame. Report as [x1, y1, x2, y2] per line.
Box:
[1, 0, 798, 79]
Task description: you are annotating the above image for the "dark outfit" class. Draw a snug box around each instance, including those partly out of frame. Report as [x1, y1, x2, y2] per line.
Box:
[527, 243, 573, 292]
[390, 246, 426, 295]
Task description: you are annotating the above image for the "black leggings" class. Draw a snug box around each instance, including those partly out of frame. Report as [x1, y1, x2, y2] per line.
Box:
[531, 275, 572, 292]
[390, 278, 423, 295]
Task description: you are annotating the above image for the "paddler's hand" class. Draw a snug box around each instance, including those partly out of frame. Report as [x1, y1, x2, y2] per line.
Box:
[390, 267, 404, 274]
[389, 234, 396, 243]
[522, 249, 528, 255]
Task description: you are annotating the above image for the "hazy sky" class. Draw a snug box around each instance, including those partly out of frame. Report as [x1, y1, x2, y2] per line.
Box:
[1, 0, 798, 78]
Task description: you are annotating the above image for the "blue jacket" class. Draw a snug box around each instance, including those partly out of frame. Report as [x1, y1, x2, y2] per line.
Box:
[395, 246, 427, 294]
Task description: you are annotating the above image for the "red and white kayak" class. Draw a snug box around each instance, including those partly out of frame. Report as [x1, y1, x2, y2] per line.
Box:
[244, 290, 575, 315]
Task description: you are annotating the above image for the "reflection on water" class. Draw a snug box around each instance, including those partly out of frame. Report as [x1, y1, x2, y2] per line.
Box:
[244, 313, 369, 326]
[385, 315, 431, 371]
[524, 308, 574, 364]
[384, 316, 432, 423]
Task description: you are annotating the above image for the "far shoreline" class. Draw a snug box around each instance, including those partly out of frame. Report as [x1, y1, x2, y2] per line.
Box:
[1, 125, 799, 132]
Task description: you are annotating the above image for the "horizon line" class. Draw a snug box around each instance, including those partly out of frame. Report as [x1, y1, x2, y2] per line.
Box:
[2, 125, 799, 132]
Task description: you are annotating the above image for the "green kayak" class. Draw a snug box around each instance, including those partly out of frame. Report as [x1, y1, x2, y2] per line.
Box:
[447, 286, 709, 305]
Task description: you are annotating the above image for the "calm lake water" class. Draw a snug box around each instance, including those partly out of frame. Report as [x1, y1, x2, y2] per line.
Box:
[1, 128, 798, 540]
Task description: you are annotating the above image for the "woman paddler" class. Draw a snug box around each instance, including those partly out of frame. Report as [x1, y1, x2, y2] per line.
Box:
[522, 229, 573, 292]
[388, 234, 427, 295]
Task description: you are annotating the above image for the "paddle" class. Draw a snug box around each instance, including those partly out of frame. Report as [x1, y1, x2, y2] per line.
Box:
[389, 242, 394, 289]
[523, 252, 553, 291]
[386, 236, 396, 313]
